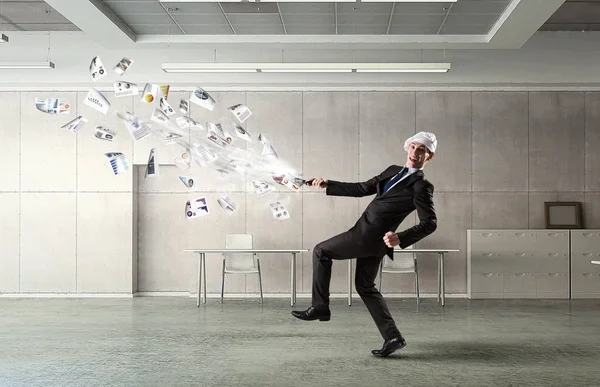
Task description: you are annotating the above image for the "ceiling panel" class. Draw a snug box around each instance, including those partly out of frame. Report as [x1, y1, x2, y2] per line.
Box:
[282, 14, 334, 26]
[232, 24, 285, 35]
[450, 0, 511, 15]
[115, 13, 173, 26]
[173, 14, 229, 25]
[285, 24, 335, 34]
[221, 3, 279, 14]
[278, 3, 334, 14]
[338, 24, 387, 35]
[182, 25, 233, 34]
[337, 3, 392, 14]
[160, 2, 222, 14]
[445, 13, 499, 26]
[337, 13, 390, 26]
[0, 1, 71, 23]
[391, 14, 445, 26]
[102, 0, 165, 15]
[393, 3, 449, 15]
[388, 25, 439, 35]
[227, 13, 282, 26]
[540, 0, 600, 31]
[129, 24, 184, 34]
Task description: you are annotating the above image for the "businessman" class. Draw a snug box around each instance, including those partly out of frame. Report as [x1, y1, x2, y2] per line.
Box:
[292, 131, 438, 357]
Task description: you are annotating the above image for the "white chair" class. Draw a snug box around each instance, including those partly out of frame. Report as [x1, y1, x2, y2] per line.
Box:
[379, 245, 420, 304]
[221, 234, 263, 304]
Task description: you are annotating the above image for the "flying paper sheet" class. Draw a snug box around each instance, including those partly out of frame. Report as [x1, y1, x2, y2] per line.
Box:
[234, 124, 252, 142]
[179, 176, 197, 189]
[95, 126, 116, 141]
[186, 197, 209, 219]
[105, 152, 129, 175]
[114, 81, 139, 98]
[191, 146, 218, 166]
[179, 99, 189, 115]
[174, 150, 192, 170]
[216, 169, 230, 180]
[160, 97, 175, 116]
[228, 104, 252, 124]
[252, 180, 275, 197]
[269, 201, 290, 220]
[281, 173, 303, 192]
[61, 116, 87, 134]
[85, 88, 111, 115]
[217, 195, 237, 215]
[165, 133, 182, 145]
[258, 134, 278, 159]
[176, 116, 204, 131]
[141, 83, 159, 104]
[117, 112, 150, 141]
[145, 148, 159, 178]
[35, 98, 70, 114]
[89, 56, 107, 81]
[159, 85, 170, 100]
[113, 57, 133, 76]
[228, 159, 250, 173]
[189, 87, 216, 111]
[151, 108, 170, 125]
[207, 122, 232, 148]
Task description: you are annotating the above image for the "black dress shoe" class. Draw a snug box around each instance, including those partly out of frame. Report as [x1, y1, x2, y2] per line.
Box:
[291, 306, 331, 321]
[371, 336, 407, 357]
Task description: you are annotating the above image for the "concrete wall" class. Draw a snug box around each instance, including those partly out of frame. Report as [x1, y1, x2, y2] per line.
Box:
[3, 89, 598, 296]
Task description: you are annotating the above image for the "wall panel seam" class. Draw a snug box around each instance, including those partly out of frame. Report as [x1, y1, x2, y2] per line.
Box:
[18, 92, 22, 293]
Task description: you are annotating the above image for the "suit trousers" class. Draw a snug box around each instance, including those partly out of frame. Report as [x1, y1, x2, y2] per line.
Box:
[312, 231, 401, 340]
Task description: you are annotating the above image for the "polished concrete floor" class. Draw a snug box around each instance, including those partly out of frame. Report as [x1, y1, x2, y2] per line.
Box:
[1, 297, 599, 387]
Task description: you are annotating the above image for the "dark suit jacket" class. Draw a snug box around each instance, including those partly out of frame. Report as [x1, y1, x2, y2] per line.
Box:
[325, 165, 437, 259]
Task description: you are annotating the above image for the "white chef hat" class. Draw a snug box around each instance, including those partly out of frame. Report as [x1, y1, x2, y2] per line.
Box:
[403, 131, 437, 153]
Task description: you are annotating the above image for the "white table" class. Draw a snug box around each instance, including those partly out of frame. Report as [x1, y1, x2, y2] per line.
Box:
[347, 248, 459, 307]
[184, 249, 309, 307]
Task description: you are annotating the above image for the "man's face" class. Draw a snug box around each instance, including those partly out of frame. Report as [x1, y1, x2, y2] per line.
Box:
[406, 141, 434, 168]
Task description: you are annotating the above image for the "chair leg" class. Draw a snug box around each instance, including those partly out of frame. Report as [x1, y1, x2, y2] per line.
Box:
[221, 259, 226, 304]
[379, 262, 383, 292]
[414, 259, 420, 304]
[257, 258, 263, 304]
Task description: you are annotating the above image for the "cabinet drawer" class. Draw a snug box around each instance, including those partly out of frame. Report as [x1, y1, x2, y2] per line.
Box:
[537, 253, 569, 273]
[571, 273, 600, 295]
[571, 231, 600, 254]
[536, 272, 569, 294]
[502, 253, 537, 273]
[536, 231, 569, 254]
[571, 253, 600, 273]
[503, 272, 536, 294]
[471, 253, 503, 273]
[470, 232, 508, 253]
[470, 272, 503, 294]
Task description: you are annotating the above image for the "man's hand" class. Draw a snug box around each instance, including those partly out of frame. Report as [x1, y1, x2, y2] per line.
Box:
[306, 177, 328, 188]
[383, 231, 400, 248]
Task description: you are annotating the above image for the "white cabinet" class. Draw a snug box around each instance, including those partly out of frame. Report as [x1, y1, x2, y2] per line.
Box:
[468, 230, 569, 299]
[570, 231, 600, 299]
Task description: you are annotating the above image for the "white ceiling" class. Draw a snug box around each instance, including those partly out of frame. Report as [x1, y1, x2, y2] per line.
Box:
[0, 0, 588, 49]
[100, 0, 510, 36]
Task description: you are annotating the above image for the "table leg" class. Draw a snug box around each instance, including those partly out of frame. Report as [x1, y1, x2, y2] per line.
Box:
[440, 252, 445, 307]
[291, 253, 297, 307]
[202, 253, 207, 305]
[437, 254, 441, 304]
[196, 253, 202, 308]
[348, 259, 352, 306]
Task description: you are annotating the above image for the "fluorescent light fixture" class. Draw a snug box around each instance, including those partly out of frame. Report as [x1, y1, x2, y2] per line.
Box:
[0, 34, 8, 43]
[163, 62, 450, 73]
[159, 0, 454, 2]
[354, 63, 451, 73]
[0, 61, 56, 69]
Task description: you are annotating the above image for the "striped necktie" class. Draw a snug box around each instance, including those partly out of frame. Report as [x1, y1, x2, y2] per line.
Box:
[383, 168, 408, 193]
